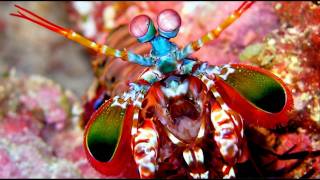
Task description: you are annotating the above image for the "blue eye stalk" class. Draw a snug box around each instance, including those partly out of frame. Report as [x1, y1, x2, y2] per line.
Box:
[158, 28, 179, 39]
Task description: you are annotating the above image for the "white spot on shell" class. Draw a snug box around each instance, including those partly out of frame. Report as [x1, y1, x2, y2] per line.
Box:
[161, 80, 189, 98]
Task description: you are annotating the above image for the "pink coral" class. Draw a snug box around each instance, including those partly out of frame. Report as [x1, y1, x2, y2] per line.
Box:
[0, 72, 102, 178]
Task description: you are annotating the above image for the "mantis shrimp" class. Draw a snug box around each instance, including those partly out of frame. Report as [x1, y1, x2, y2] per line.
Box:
[11, 1, 293, 178]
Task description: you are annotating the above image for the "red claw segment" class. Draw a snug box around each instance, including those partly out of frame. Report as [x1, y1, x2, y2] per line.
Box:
[129, 15, 151, 38]
[83, 99, 139, 178]
[157, 9, 181, 32]
[214, 64, 294, 128]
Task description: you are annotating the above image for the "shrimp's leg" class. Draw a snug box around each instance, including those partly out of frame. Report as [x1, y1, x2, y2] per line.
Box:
[117, 68, 164, 178]
[196, 73, 245, 178]
[182, 147, 210, 179]
[132, 118, 159, 179]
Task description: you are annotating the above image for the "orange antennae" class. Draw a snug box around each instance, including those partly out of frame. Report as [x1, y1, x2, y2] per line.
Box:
[177, 1, 256, 60]
[13, 4, 66, 31]
[10, 4, 68, 35]
[235, 1, 255, 14]
[10, 4, 154, 66]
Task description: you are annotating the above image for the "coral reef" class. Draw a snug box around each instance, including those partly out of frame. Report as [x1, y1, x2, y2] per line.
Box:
[238, 1, 320, 178]
[0, 70, 102, 178]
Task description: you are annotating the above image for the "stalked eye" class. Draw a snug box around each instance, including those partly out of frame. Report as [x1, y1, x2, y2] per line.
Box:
[130, 15, 150, 38]
[157, 9, 181, 38]
[129, 15, 156, 43]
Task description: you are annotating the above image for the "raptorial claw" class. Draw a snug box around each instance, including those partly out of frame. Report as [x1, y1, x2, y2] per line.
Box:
[197, 63, 293, 129]
[84, 98, 139, 178]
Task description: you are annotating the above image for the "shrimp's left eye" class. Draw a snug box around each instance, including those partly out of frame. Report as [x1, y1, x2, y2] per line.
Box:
[157, 9, 181, 38]
[129, 15, 156, 43]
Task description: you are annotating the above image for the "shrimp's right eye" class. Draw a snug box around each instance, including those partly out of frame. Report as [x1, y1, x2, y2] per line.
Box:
[157, 9, 181, 39]
[129, 15, 156, 43]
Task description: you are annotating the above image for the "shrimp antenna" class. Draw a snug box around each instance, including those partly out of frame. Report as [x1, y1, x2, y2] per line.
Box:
[176, 1, 255, 60]
[10, 4, 154, 67]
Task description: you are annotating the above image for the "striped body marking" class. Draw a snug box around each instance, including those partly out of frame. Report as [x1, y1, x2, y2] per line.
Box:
[183, 147, 209, 179]
[132, 118, 159, 179]
[131, 92, 147, 138]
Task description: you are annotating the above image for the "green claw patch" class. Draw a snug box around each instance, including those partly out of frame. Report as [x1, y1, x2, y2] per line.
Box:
[214, 64, 293, 128]
[86, 102, 126, 162]
[220, 65, 286, 113]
